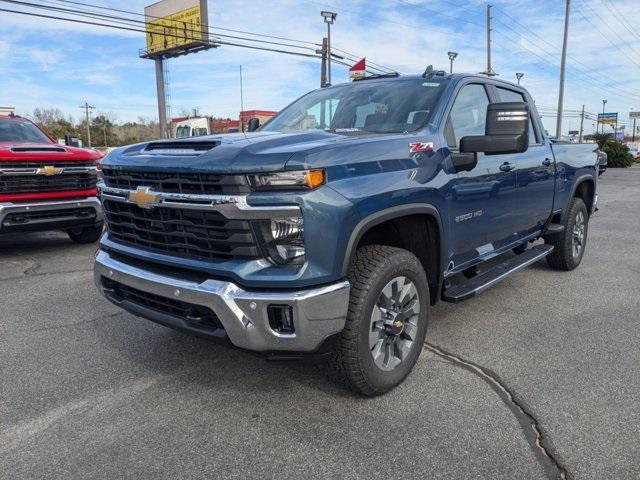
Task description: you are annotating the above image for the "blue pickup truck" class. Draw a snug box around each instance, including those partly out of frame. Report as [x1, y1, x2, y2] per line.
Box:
[95, 71, 597, 395]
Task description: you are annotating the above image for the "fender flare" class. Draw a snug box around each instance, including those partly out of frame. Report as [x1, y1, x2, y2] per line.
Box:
[564, 174, 596, 219]
[340, 203, 445, 279]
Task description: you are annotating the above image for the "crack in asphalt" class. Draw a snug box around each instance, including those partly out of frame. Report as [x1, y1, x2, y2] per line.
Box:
[425, 342, 569, 480]
[0, 268, 93, 283]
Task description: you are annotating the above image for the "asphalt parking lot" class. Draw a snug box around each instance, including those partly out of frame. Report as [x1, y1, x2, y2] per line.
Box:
[1, 168, 638, 480]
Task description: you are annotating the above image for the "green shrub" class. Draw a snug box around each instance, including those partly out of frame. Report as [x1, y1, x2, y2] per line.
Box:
[602, 140, 635, 168]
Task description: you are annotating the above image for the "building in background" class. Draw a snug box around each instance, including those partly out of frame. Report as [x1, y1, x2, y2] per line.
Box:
[240, 110, 278, 131]
[172, 110, 278, 137]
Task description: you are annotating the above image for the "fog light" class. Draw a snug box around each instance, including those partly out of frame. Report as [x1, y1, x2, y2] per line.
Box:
[267, 305, 294, 334]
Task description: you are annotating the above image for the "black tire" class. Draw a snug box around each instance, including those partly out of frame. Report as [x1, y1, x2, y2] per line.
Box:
[67, 223, 104, 244]
[545, 197, 588, 271]
[329, 245, 429, 396]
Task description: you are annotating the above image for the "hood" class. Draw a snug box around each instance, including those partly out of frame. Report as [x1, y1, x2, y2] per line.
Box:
[0, 142, 102, 162]
[102, 130, 430, 174]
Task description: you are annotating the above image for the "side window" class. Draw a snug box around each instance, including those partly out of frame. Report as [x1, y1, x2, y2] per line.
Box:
[447, 84, 490, 147]
[496, 87, 539, 145]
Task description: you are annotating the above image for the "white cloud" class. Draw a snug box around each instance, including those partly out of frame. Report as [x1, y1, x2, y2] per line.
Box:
[0, 0, 638, 132]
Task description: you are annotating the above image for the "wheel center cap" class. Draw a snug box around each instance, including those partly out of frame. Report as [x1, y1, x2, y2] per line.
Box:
[384, 312, 404, 335]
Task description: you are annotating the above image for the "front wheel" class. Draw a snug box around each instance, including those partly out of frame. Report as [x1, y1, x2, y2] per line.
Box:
[67, 223, 104, 244]
[545, 197, 588, 270]
[329, 245, 429, 396]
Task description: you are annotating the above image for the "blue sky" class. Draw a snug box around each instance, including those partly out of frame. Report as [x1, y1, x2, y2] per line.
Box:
[1, 0, 639, 135]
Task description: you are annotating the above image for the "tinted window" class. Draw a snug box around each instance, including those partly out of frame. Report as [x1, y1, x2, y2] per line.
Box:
[496, 87, 538, 144]
[262, 78, 448, 135]
[0, 119, 51, 143]
[448, 84, 490, 146]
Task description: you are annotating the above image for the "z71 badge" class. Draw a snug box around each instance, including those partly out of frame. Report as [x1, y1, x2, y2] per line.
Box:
[409, 142, 434, 154]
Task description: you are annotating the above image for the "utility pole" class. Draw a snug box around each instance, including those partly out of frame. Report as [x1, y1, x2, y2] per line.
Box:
[79, 101, 94, 148]
[555, 0, 571, 139]
[316, 37, 328, 87]
[155, 58, 168, 138]
[632, 113, 637, 143]
[103, 119, 108, 147]
[239, 65, 245, 133]
[480, 5, 497, 76]
[321, 11, 337, 85]
[579, 104, 585, 143]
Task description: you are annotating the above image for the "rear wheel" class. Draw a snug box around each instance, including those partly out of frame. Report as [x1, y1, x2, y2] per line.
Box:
[329, 245, 429, 396]
[67, 223, 103, 244]
[545, 197, 588, 270]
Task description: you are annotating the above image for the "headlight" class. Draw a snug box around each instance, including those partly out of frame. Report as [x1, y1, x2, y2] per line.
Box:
[247, 169, 325, 191]
[253, 216, 305, 265]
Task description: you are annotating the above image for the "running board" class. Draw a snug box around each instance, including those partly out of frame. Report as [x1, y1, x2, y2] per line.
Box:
[442, 245, 554, 303]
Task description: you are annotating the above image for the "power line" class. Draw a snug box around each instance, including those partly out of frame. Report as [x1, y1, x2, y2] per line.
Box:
[598, 0, 640, 41]
[31, 0, 397, 73]
[492, 22, 640, 104]
[0, 5, 324, 58]
[582, 0, 640, 55]
[493, 7, 640, 101]
[575, 0, 640, 68]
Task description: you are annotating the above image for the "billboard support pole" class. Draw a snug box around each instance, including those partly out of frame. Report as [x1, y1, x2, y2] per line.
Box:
[633, 118, 636, 143]
[155, 57, 168, 138]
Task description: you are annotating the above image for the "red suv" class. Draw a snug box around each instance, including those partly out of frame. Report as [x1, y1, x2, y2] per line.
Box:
[0, 114, 103, 243]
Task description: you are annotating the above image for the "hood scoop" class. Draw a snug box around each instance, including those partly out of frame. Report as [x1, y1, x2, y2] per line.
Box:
[144, 141, 220, 155]
[11, 146, 67, 153]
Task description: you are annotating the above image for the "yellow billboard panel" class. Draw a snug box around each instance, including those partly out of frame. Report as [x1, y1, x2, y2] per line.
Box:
[145, 0, 207, 56]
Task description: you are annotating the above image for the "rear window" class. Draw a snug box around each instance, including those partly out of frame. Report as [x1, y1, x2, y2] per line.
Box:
[0, 119, 52, 143]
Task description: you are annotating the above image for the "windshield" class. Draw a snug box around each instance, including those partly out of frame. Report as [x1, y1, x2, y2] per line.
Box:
[175, 125, 192, 138]
[0, 119, 52, 143]
[262, 77, 448, 134]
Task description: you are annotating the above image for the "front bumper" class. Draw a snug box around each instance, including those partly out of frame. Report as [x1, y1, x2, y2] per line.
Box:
[0, 197, 103, 233]
[94, 249, 350, 352]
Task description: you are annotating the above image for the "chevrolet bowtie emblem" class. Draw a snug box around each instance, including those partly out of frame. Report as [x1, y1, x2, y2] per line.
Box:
[36, 165, 63, 176]
[127, 186, 161, 209]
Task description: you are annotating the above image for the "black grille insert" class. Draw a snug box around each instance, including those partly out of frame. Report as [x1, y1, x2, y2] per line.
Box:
[101, 168, 250, 195]
[0, 174, 97, 194]
[103, 199, 260, 261]
[2, 207, 95, 226]
[102, 278, 223, 330]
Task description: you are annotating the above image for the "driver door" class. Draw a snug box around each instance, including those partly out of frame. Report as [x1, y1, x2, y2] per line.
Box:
[444, 83, 520, 269]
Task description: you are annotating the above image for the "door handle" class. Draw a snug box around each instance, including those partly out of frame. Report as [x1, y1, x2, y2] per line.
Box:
[499, 162, 515, 172]
[542, 158, 552, 167]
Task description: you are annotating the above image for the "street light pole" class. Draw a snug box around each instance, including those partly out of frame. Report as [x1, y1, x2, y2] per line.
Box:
[448, 51, 458, 74]
[601, 99, 607, 133]
[516, 72, 524, 85]
[555, 0, 571, 139]
[321, 11, 337, 85]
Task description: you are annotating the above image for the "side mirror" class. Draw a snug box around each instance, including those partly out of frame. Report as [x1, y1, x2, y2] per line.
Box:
[247, 117, 260, 132]
[460, 102, 529, 155]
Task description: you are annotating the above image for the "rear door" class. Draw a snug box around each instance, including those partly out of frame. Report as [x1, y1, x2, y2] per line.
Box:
[443, 82, 520, 269]
[491, 86, 555, 236]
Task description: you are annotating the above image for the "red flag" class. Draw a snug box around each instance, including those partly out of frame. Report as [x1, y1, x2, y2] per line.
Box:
[349, 57, 366, 79]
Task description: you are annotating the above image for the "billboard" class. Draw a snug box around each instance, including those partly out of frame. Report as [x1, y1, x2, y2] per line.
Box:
[630, 111, 640, 120]
[597, 112, 618, 125]
[144, 0, 208, 56]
